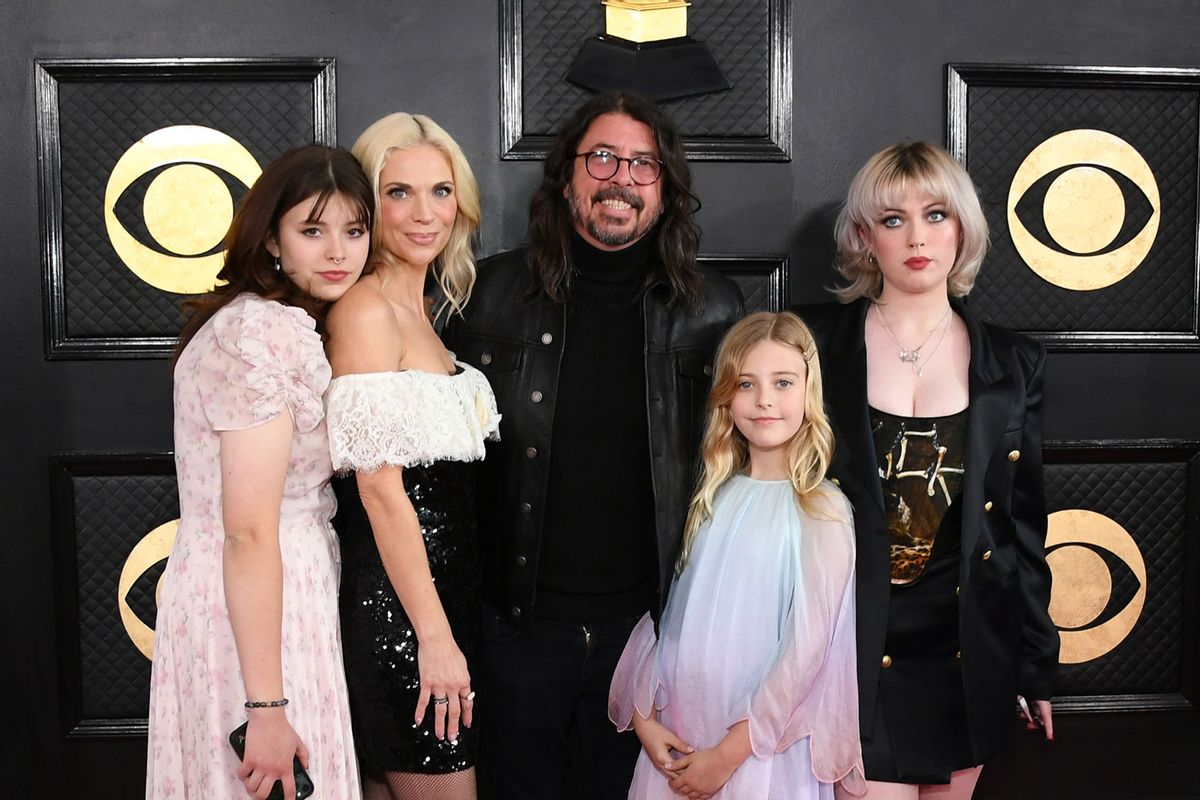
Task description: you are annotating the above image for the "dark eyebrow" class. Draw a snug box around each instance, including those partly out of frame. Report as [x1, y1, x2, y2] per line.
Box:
[585, 142, 658, 158]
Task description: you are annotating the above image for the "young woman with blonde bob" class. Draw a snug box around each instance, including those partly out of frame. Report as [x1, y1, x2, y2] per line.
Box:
[323, 113, 498, 800]
[609, 311, 865, 800]
[802, 142, 1058, 800]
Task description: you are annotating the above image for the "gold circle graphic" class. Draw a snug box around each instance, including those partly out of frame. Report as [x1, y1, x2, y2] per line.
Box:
[1042, 167, 1124, 255]
[1046, 509, 1146, 664]
[104, 125, 261, 294]
[117, 519, 178, 661]
[1046, 545, 1111, 628]
[143, 163, 234, 256]
[1007, 129, 1159, 291]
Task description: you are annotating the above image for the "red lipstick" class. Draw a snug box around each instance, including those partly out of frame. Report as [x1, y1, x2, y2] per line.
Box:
[904, 257, 931, 269]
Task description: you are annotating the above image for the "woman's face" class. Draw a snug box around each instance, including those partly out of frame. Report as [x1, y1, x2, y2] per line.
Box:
[376, 144, 458, 269]
[268, 192, 369, 302]
[861, 188, 961, 299]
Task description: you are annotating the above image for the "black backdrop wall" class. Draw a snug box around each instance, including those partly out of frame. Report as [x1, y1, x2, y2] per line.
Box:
[3, 1, 1198, 797]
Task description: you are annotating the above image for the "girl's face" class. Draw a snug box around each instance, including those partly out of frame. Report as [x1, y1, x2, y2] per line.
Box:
[730, 339, 809, 465]
[861, 187, 961, 299]
[267, 192, 369, 302]
[376, 144, 458, 269]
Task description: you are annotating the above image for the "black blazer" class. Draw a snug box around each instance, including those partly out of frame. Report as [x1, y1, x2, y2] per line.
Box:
[799, 297, 1058, 761]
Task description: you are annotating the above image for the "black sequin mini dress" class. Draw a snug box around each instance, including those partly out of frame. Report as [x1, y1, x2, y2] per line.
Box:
[325, 364, 500, 774]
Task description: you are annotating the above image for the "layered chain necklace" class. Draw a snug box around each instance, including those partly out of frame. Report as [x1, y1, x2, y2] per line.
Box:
[874, 303, 953, 377]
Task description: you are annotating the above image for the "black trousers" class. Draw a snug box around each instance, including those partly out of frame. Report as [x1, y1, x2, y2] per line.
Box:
[478, 605, 642, 800]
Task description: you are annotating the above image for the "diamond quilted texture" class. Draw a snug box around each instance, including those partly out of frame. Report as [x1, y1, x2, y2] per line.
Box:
[55, 79, 316, 342]
[731, 274, 773, 313]
[1043, 460, 1187, 696]
[965, 85, 1198, 334]
[71, 473, 179, 720]
[521, 0, 771, 137]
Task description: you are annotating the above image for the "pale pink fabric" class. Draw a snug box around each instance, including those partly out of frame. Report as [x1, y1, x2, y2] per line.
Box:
[610, 477, 866, 799]
[147, 293, 360, 799]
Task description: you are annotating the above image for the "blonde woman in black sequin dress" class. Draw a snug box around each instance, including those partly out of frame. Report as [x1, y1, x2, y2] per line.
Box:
[800, 142, 1058, 800]
[324, 113, 498, 800]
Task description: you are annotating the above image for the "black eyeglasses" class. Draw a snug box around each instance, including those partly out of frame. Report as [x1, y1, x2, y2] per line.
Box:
[575, 150, 663, 185]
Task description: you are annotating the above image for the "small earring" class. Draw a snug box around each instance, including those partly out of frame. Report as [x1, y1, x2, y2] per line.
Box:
[273, 256, 282, 273]
[867, 252, 877, 266]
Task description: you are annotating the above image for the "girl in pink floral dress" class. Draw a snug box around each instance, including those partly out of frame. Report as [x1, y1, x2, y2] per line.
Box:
[147, 146, 372, 800]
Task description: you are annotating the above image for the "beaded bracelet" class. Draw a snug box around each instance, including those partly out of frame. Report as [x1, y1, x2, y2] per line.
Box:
[244, 698, 289, 709]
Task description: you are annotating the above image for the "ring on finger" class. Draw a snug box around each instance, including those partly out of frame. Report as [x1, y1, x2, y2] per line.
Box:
[432, 695, 450, 705]
[459, 690, 476, 701]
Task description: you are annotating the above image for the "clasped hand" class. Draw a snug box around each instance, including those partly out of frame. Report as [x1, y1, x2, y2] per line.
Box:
[632, 713, 740, 799]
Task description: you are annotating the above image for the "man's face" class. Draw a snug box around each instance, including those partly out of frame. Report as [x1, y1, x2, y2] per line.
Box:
[565, 112, 665, 251]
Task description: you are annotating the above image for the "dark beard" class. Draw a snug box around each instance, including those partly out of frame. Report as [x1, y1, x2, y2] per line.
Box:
[569, 187, 661, 248]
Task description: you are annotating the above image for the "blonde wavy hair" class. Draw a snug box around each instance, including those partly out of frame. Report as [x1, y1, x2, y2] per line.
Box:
[833, 141, 989, 302]
[677, 311, 836, 573]
[351, 112, 481, 319]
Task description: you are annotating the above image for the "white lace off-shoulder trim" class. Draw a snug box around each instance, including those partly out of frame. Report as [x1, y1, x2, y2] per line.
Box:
[325, 362, 501, 474]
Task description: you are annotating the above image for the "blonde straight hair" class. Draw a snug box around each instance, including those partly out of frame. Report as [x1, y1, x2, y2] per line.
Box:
[677, 311, 836, 573]
[351, 112, 481, 319]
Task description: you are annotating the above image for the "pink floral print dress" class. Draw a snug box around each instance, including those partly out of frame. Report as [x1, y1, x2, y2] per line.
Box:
[146, 293, 360, 799]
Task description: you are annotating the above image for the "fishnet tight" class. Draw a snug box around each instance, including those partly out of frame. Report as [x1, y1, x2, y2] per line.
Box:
[362, 768, 477, 800]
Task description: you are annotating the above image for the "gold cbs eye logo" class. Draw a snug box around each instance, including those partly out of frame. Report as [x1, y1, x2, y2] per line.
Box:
[1045, 509, 1147, 664]
[104, 125, 261, 295]
[117, 519, 178, 660]
[1007, 129, 1159, 291]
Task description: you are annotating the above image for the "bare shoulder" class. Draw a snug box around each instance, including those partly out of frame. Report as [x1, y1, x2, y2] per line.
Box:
[326, 279, 404, 375]
[327, 279, 397, 337]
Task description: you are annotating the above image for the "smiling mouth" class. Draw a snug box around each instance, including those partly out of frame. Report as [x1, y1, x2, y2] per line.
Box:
[593, 188, 642, 212]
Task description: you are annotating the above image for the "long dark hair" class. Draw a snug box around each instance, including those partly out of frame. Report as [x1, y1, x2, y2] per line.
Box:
[173, 145, 373, 364]
[527, 91, 704, 309]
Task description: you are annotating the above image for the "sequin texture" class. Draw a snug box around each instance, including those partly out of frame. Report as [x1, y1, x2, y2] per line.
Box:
[335, 459, 480, 773]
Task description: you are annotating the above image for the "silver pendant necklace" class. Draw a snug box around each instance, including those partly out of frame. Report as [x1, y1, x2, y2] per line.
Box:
[874, 303, 953, 376]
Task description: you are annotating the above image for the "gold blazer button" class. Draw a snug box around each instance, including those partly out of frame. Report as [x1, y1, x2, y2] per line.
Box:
[984, 500, 994, 512]
[982, 550, 993, 561]
[881, 654, 893, 668]
[1008, 449, 1021, 462]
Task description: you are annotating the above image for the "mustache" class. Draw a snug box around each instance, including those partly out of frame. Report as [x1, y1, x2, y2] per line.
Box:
[592, 187, 644, 210]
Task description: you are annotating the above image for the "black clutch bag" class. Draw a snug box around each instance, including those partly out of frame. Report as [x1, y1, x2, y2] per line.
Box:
[228, 721, 315, 800]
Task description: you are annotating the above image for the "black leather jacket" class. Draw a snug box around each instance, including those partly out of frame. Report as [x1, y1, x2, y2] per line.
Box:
[443, 246, 743, 627]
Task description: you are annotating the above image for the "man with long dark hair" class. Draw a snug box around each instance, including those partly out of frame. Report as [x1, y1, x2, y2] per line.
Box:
[443, 91, 742, 799]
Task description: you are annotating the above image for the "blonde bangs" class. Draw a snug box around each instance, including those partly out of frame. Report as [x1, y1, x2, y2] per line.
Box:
[834, 141, 989, 301]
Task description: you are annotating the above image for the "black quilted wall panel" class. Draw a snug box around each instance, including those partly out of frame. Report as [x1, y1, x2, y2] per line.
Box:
[965, 84, 1199, 335]
[1044, 459, 1188, 697]
[65, 469, 178, 726]
[700, 256, 788, 312]
[55, 79, 316, 342]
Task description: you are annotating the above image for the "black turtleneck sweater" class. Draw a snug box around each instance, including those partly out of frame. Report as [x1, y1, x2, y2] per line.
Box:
[534, 233, 658, 622]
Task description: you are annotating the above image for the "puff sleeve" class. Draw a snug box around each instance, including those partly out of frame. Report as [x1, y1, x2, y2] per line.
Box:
[195, 296, 330, 433]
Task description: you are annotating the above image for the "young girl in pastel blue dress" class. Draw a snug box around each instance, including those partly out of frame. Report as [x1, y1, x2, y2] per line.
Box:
[609, 311, 866, 800]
